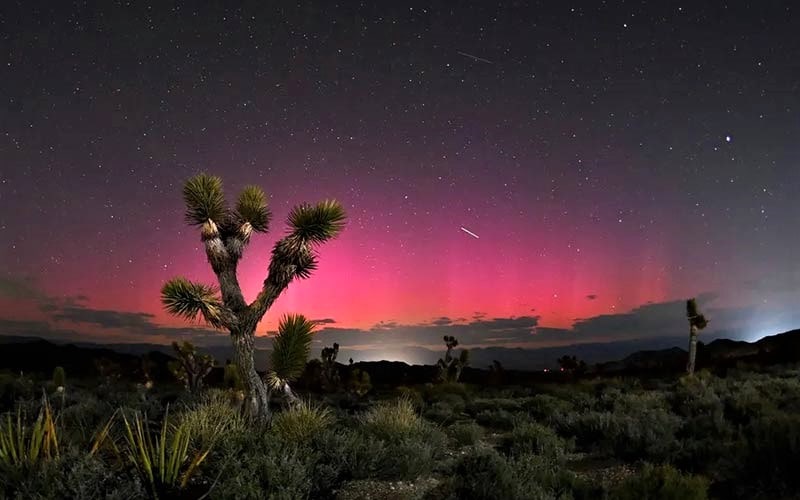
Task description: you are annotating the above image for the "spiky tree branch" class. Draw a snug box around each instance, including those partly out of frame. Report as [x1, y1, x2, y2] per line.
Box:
[161, 278, 236, 329]
[248, 200, 346, 320]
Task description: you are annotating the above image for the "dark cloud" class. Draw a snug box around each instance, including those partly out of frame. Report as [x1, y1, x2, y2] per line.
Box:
[53, 306, 156, 330]
[310, 318, 337, 325]
[586, 294, 598, 300]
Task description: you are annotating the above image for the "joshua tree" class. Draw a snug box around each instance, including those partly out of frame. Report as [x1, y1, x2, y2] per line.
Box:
[161, 174, 345, 418]
[686, 298, 709, 375]
[321, 343, 341, 391]
[168, 341, 214, 393]
[266, 314, 314, 405]
[436, 335, 470, 383]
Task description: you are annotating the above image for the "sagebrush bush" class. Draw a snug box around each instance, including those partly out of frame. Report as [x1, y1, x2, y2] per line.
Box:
[522, 394, 574, 426]
[611, 463, 709, 500]
[272, 399, 333, 445]
[450, 446, 516, 500]
[448, 421, 484, 447]
[504, 421, 574, 458]
[474, 408, 520, 430]
[563, 391, 680, 462]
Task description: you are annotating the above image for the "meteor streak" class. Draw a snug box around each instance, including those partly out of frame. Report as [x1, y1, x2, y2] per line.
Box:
[460, 226, 480, 239]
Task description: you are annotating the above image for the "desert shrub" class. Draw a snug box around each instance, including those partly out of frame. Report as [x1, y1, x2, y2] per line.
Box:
[475, 408, 520, 430]
[522, 394, 575, 426]
[424, 401, 460, 424]
[503, 421, 574, 458]
[563, 392, 680, 462]
[423, 382, 470, 404]
[59, 394, 116, 447]
[178, 389, 247, 449]
[395, 386, 425, 409]
[723, 411, 800, 498]
[360, 397, 425, 440]
[469, 397, 522, 414]
[355, 399, 448, 480]
[450, 446, 516, 500]
[610, 464, 709, 500]
[448, 421, 484, 447]
[271, 400, 333, 445]
[670, 376, 734, 473]
[510, 452, 585, 499]
[212, 437, 313, 500]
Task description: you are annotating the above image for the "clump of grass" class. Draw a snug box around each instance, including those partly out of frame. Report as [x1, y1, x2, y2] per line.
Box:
[504, 421, 574, 458]
[120, 409, 214, 498]
[0, 397, 59, 471]
[449, 421, 484, 447]
[271, 400, 333, 445]
[360, 397, 425, 441]
[179, 390, 246, 449]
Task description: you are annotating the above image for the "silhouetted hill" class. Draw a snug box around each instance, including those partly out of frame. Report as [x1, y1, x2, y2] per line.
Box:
[1, 329, 799, 383]
[0, 336, 174, 381]
[594, 329, 800, 376]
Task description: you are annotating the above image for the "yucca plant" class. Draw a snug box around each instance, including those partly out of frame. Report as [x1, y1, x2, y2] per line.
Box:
[120, 409, 213, 499]
[161, 173, 346, 418]
[0, 397, 59, 471]
[266, 314, 315, 405]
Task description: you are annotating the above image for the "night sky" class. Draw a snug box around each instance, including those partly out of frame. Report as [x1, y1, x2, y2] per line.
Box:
[1, 2, 799, 361]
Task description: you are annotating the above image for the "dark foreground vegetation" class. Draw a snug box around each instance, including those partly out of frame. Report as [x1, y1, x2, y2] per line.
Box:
[2, 358, 799, 500]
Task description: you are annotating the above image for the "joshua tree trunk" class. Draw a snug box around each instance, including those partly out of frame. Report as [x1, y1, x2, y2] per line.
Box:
[687, 324, 698, 375]
[232, 327, 270, 418]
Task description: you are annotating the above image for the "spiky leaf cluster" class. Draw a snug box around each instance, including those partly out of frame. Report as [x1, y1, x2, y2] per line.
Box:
[183, 174, 226, 226]
[288, 200, 346, 244]
[161, 278, 225, 328]
[235, 185, 271, 232]
[686, 298, 709, 330]
[268, 314, 314, 388]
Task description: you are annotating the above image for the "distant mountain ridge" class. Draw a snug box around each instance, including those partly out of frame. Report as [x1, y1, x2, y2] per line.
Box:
[2, 329, 798, 379]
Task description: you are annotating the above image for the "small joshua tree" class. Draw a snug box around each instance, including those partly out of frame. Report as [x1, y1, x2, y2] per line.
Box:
[266, 314, 314, 406]
[169, 341, 214, 393]
[160, 174, 345, 418]
[437, 335, 470, 383]
[686, 298, 709, 375]
[321, 343, 341, 391]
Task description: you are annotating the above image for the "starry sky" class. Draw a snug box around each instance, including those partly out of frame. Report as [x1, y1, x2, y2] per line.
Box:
[1, 1, 799, 360]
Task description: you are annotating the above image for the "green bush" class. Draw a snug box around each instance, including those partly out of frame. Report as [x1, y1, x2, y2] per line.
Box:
[611, 464, 708, 500]
[522, 394, 574, 426]
[450, 446, 516, 500]
[361, 397, 425, 441]
[504, 421, 573, 458]
[474, 409, 519, 430]
[272, 400, 333, 445]
[448, 421, 484, 447]
[212, 435, 313, 500]
[563, 392, 680, 462]
[179, 389, 247, 450]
